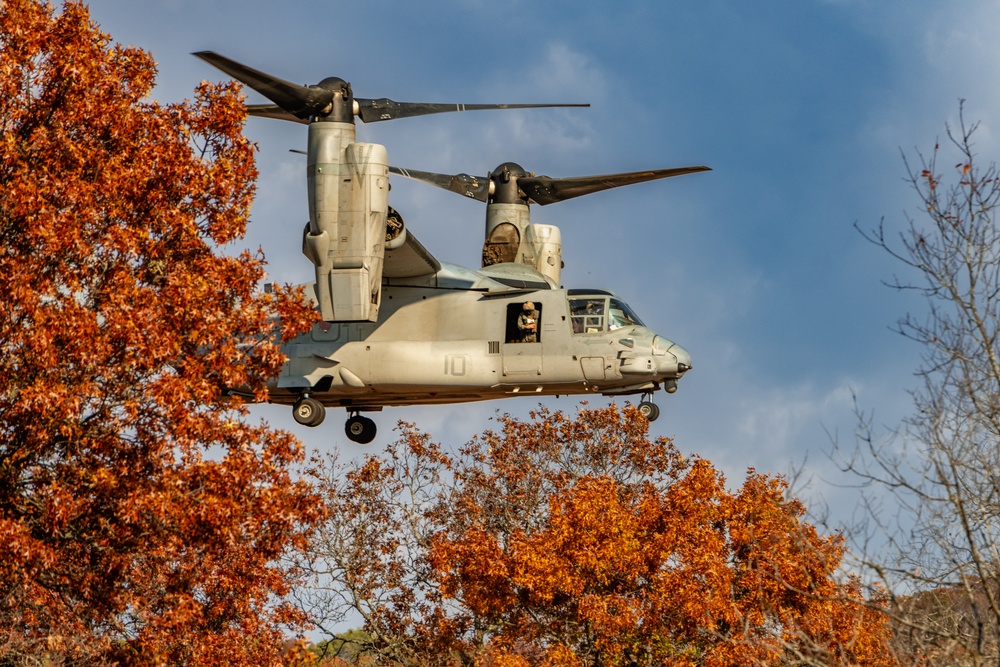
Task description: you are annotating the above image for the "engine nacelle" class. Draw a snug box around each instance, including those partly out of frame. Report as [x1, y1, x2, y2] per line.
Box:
[523, 223, 562, 285]
[304, 120, 389, 322]
[483, 202, 562, 285]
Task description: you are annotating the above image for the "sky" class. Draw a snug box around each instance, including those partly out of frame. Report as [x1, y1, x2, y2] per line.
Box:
[82, 0, 1000, 511]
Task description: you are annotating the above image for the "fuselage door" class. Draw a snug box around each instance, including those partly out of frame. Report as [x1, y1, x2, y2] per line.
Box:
[502, 301, 542, 376]
[503, 341, 542, 376]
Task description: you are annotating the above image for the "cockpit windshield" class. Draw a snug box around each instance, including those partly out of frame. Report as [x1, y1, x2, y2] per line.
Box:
[609, 298, 644, 330]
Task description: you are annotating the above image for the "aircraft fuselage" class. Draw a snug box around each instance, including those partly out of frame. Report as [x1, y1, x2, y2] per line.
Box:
[269, 264, 691, 411]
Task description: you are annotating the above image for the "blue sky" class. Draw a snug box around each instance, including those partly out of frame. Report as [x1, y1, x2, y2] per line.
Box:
[84, 0, 1000, 504]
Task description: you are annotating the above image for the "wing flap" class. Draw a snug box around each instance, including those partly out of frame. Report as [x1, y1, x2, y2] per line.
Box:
[384, 228, 441, 278]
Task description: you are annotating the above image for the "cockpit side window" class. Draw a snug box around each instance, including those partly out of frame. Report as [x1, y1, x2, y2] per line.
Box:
[569, 298, 606, 334]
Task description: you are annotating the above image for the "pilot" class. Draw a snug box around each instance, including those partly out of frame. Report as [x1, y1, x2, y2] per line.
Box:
[588, 300, 607, 331]
[517, 301, 539, 342]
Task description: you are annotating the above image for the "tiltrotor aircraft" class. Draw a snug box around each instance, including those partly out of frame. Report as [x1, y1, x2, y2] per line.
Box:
[194, 52, 708, 444]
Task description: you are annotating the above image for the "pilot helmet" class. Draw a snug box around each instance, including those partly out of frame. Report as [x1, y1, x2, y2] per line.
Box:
[523, 301, 535, 311]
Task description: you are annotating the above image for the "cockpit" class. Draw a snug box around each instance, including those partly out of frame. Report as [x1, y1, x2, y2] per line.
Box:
[568, 291, 645, 334]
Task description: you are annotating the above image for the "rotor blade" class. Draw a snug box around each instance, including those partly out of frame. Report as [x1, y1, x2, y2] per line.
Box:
[389, 166, 491, 202]
[246, 104, 308, 124]
[193, 51, 334, 120]
[358, 99, 589, 123]
[518, 166, 712, 206]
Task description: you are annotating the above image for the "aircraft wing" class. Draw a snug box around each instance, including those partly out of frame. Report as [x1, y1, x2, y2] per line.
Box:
[383, 228, 442, 278]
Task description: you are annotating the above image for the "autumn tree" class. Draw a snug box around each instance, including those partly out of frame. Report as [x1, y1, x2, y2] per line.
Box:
[0, 1, 320, 664]
[844, 103, 1000, 666]
[298, 405, 895, 667]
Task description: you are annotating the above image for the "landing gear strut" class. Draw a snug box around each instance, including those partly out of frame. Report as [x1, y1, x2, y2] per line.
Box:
[345, 413, 377, 444]
[292, 395, 326, 427]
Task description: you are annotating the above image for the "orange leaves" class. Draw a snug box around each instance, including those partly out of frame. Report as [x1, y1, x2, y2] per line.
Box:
[311, 405, 895, 667]
[508, 476, 646, 601]
[0, 1, 319, 665]
[499, 420, 890, 665]
[433, 528, 516, 615]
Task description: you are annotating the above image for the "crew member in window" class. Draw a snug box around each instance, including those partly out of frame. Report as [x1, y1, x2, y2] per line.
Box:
[518, 301, 539, 342]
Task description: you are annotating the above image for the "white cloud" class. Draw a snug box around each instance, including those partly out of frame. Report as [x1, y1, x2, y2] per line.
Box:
[854, 1, 1000, 159]
[527, 43, 609, 104]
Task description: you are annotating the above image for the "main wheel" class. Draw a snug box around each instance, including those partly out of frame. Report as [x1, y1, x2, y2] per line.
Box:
[293, 397, 325, 427]
[345, 415, 377, 444]
[638, 401, 660, 422]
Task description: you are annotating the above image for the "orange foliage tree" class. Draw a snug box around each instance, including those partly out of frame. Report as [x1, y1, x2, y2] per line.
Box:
[301, 405, 896, 667]
[0, 1, 320, 664]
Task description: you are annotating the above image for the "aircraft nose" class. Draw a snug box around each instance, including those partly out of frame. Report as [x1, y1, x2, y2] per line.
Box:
[652, 336, 692, 374]
[670, 343, 692, 374]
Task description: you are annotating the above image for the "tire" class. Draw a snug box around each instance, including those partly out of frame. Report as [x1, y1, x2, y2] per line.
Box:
[638, 401, 660, 422]
[345, 415, 377, 444]
[293, 397, 325, 427]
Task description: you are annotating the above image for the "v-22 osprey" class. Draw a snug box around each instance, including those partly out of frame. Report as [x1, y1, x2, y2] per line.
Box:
[194, 52, 708, 444]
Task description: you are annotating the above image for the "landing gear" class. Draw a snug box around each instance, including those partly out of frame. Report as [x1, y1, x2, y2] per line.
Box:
[293, 396, 326, 427]
[638, 401, 660, 422]
[291, 396, 377, 443]
[345, 414, 377, 444]
[639, 394, 660, 422]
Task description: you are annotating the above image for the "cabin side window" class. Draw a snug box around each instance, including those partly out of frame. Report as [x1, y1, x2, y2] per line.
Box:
[505, 301, 541, 343]
[569, 298, 606, 334]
